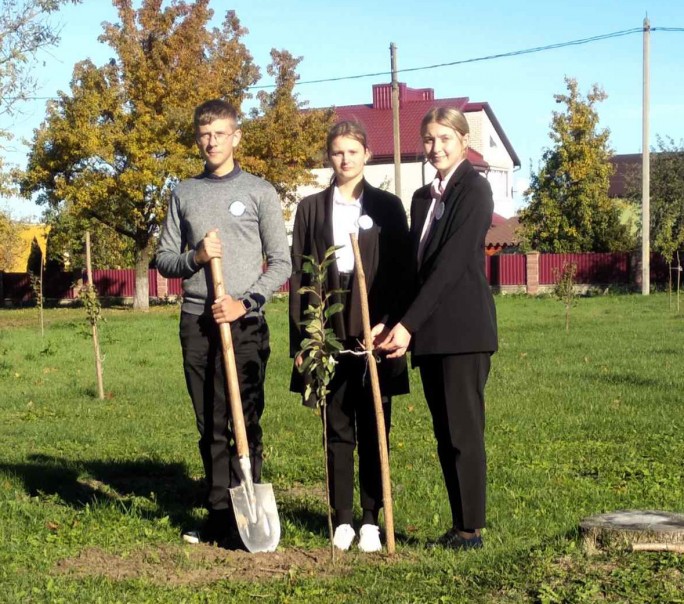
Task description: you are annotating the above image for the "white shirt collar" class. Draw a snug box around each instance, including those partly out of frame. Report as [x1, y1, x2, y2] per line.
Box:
[333, 186, 363, 208]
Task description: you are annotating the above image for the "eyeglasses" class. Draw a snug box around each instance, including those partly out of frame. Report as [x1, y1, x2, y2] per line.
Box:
[197, 130, 236, 144]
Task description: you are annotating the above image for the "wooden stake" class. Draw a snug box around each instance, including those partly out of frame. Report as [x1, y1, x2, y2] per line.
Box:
[677, 251, 681, 313]
[39, 252, 44, 338]
[350, 233, 395, 554]
[85, 231, 105, 400]
[632, 543, 684, 553]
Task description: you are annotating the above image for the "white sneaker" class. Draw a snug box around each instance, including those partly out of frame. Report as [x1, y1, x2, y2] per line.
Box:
[333, 523, 356, 551]
[182, 530, 201, 545]
[358, 524, 382, 553]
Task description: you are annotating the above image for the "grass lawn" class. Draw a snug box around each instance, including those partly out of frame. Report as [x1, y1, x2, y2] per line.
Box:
[1, 293, 683, 603]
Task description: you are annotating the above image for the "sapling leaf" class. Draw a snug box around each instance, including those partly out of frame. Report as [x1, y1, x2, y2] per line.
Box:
[298, 286, 319, 295]
[328, 339, 344, 352]
[323, 245, 344, 260]
[324, 303, 344, 319]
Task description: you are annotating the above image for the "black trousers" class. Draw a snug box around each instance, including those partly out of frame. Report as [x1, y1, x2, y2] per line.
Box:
[324, 347, 391, 515]
[180, 311, 270, 512]
[419, 352, 490, 530]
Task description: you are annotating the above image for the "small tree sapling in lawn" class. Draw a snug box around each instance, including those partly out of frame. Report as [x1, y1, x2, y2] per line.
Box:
[553, 262, 578, 333]
[295, 246, 344, 559]
[81, 231, 105, 399]
[675, 251, 682, 314]
[28, 266, 44, 338]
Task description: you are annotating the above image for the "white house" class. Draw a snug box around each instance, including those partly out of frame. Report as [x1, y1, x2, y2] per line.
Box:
[296, 83, 521, 220]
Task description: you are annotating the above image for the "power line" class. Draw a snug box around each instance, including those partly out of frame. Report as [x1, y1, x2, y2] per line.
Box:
[249, 27, 646, 90]
[2, 25, 682, 100]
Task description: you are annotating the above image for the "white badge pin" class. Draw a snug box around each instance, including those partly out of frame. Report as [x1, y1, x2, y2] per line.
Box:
[435, 201, 446, 221]
[229, 201, 246, 217]
[357, 215, 373, 230]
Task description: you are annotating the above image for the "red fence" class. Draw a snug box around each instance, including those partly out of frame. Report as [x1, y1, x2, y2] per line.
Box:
[88, 269, 185, 298]
[486, 254, 527, 286]
[0, 268, 280, 303]
[0, 269, 177, 303]
[0, 252, 675, 304]
[538, 253, 631, 285]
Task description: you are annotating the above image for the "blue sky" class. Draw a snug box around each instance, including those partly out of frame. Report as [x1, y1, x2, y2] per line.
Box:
[3, 0, 683, 219]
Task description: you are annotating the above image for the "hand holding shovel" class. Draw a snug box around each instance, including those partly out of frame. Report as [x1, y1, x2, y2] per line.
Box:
[208, 231, 280, 553]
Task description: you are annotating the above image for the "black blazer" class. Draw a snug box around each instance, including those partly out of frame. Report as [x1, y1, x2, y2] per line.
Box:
[402, 159, 498, 357]
[289, 180, 411, 400]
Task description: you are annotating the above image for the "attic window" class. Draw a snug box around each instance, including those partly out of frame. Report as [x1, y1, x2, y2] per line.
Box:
[489, 136, 498, 148]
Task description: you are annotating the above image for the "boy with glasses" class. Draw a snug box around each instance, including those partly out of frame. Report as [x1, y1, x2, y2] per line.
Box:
[157, 99, 291, 546]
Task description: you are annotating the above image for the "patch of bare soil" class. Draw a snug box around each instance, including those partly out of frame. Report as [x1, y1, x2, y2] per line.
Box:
[54, 544, 408, 586]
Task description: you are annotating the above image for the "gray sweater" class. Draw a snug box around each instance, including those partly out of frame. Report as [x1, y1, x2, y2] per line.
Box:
[156, 167, 292, 316]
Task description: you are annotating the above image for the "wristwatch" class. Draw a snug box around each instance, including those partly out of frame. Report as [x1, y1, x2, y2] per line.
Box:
[240, 297, 255, 313]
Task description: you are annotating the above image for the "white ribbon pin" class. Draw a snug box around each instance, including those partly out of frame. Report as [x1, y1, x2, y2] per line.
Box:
[229, 201, 246, 217]
[357, 215, 373, 230]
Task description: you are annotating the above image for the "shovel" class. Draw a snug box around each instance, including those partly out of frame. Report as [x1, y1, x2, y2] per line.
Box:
[208, 232, 280, 553]
[349, 233, 396, 554]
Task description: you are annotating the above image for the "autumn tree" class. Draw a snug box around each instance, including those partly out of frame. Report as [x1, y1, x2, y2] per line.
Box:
[240, 49, 333, 221]
[21, 0, 258, 309]
[0, 209, 21, 269]
[0, 0, 80, 193]
[21, 0, 330, 309]
[519, 77, 633, 252]
[43, 207, 135, 269]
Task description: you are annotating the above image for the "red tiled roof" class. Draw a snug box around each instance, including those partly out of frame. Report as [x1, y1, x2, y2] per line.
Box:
[491, 212, 506, 226]
[331, 83, 520, 169]
[465, 147, 488, 170]
[486, 216, 520, 248]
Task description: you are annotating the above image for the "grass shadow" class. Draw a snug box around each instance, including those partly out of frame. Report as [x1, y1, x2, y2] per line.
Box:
[584, 370, 663, 389]
[0, 453, 202, 530]
[276, 493, 331, 538]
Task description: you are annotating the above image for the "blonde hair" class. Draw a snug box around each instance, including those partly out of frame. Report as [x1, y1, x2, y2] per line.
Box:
[420, 107, 469, 138]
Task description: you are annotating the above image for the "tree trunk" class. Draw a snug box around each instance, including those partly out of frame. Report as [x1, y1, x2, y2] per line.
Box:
[580, 510, 684, 556]
[133, 244, 150, 311]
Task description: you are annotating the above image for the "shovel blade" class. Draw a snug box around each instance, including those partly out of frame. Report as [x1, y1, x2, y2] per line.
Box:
[230, 482, 281, 553]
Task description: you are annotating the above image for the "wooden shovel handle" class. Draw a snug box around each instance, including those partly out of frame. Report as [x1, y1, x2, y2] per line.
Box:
[350, 233, 395, 554]
[208, 232, 250, 458]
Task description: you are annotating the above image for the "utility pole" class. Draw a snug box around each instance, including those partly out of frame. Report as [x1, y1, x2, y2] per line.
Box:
[390, 43, 401, 197]
[641, 16, 651, 295]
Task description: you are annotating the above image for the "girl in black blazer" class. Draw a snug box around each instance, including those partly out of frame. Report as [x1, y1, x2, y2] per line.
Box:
[378, 107, 498, 550]
[289, 121, 411, 553]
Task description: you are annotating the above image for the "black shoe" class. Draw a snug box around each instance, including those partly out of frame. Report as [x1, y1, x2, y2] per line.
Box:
[427, 528, 483, 550]
[183, 508, 242, 549]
